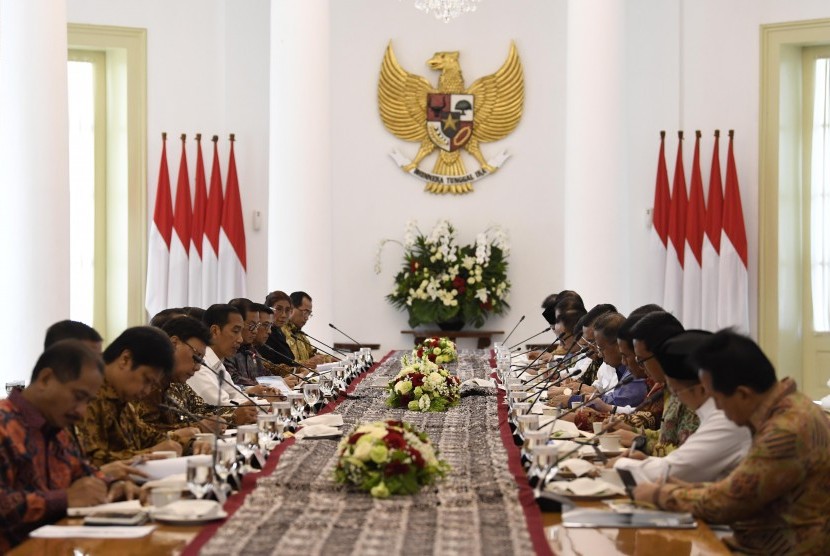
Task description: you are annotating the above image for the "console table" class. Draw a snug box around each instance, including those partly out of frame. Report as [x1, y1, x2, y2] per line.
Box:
[400, 329, 504, 349]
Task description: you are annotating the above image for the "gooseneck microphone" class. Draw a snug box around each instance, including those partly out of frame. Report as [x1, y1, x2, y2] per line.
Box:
[513, 333, 570, 379]
[501, 315, 526, 346]
[257, 342, 322, 378]
[299, 330, 348, 358]
[328, 323, 365, 350]
[508, 327, 552, 351]
[202, 360, 270, 414]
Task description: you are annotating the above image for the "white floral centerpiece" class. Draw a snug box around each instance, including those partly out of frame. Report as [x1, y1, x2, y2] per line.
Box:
[413, 336, 457, 364]
[333, 420, 450, 498]
[376, 219, 510, 328]
[386, 355, 461, 412]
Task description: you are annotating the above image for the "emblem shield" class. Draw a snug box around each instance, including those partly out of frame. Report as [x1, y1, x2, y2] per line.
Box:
[426, 93, 474, 152]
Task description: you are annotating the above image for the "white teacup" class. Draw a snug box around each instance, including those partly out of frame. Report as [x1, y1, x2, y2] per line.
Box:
[598, 434, 622, 453]
[150, 486, 182, 508]
[592, 422, 604, 434]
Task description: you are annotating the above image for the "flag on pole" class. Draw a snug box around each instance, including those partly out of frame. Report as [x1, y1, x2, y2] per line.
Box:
[168, 134, 192, 308]
[663, 131, 687, 321]
[718, 130, 749, 332]
[682, 131, 705, 328]
[217, 134, 247, 300]
[701, 130, 723, 331]
[202, 136, 223, 306]
[650, 131, 671, 301]
[189, 134, 207, 307]
[145, 133, 173, 317]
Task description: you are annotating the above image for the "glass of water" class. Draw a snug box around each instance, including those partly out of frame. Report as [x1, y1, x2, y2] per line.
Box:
[257, 414, 283, 452]
[235, 425, 259, 474]
[4, 380, 24, 397]
[186, 459, 215, 500]
[303, 383, 320, 415]
[319, 374, 334, 400]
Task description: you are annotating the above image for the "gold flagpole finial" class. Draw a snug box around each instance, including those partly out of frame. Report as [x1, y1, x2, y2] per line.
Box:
[195, 133, 202, 141]
[714, 129, 720, 138]
[162, 132, 167, 141]
[695, 130, 701, 139]
[728, 129, 734, 139]
[180, 133, 186, 142]
[229, 133, 235, 142]
[677, 130, 684, 140]
[212, 135, 218, 143]
[660, 130, 666, 139]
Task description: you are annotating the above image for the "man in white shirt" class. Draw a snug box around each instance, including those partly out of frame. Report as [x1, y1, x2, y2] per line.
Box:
[186, 304, 273, 415]
[614, 331, 751, 483]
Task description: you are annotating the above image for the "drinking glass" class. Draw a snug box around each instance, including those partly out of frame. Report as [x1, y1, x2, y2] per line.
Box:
[235, 425, 260, 474]
[4, 380, 24, 397]
[303, 383, 320, 414]
[319, 374, 334, 399]
[186, 459, 215, 500]
[530, 444, 559, 487]
[257, 414, 283, 452]
[287, 392, 306, 423]
[333, 366, 347, 392]
[271, 401, 291, 428]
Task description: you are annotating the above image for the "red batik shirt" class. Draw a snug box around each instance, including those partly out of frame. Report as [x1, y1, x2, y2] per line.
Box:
[0, 389, 104, 551]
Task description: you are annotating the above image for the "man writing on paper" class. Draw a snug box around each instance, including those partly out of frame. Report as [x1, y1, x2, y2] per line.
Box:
[0, 341, 139, 551]
[633, 330, 830, 554]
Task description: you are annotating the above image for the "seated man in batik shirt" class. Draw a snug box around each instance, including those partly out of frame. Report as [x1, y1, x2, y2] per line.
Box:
[75, 326, 203, 467]
[140, 316, 257, 430]
[0, 341, 138, 551]
[634, 330, 830, 554]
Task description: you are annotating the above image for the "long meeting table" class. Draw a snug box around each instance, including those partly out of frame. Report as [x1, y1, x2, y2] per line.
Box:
[9, 350, 729, 555]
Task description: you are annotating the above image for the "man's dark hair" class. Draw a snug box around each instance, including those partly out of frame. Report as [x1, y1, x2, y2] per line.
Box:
[629, 311, 684, 352]
[149, 308, 186, 328]
[593, 312, 626, 341]
[161, 316, 212, 345]
[690, 329, 777, 395]
[558, 307, 587, 334]
[618, 304, 664, 347]
[251, 302, 271, 314]
[44, 320, 103, 349]
[228, 298, 256, 320]
[203, 304, 242, 329]
[289, 291, 311, 308]
[102, 326, 175, 377]
[182, 306, 206, 321]
[265, 290, 291, 308]
[31, 340, 104, 383]
[582, 304, 617, 329]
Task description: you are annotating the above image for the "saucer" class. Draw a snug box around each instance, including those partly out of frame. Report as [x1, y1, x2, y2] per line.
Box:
[151, 509, 228, 526]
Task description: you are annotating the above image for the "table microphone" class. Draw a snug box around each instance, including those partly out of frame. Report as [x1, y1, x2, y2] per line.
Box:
[160, 397, 230, 430]
[299, 330, 348, 358]
[513, 333, 570, 379]
[529, 373, 637, 422]
[508, 327, 551, 351]
[522, 348, 591, 390]
[501, 315, 525, 345]
[329, 323, 366, 350]
[257, 342, 323, 377]
[201, 361, 271, 414]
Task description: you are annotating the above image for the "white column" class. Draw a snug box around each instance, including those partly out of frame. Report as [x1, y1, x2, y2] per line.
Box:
[0, 0, 70, 387]
[563, 0, 629, 308]
[268, 2, 333, 340]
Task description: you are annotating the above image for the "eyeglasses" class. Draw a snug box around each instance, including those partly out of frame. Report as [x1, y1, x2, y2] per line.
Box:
[634, 353, 656, 366]
[245, 322, 260, 332]
[184, 342, 207, 366]
[272, 306, 292, 315]
[298, 310, 313, 318]
[257, 322, 273, 330]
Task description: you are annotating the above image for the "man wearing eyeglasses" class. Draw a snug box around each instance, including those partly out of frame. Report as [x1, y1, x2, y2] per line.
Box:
[225, 298, 269, 388]
[284, 291, 333, 366]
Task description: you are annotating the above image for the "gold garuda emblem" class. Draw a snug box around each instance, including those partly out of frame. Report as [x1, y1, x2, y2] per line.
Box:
[378, 42, 524, 194]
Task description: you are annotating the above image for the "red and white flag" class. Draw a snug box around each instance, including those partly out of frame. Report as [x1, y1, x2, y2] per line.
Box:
[189, 134, 208, 307]
[650, 131, 671, 300]
[682, 131, 705, 328]
[718, 131, 749, 332]
[202, 136, 223, 306]
[217, 135, 247, 300]
[663, 132, 687, 321]
[168, 135, 192, 308]
[145, 134, 173, 317]
[701, 131, 723, 331]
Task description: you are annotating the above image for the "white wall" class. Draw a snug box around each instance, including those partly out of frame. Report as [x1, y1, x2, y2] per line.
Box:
[329, 0, 568, 352]
[67, 0, 271, 310]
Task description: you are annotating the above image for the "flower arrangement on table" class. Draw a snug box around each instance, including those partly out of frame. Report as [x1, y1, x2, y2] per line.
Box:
[387, 355, 461, 412]
[375, 219, 510, 328]
[413, 336, 457, 364]
[334, 420, 450, 498]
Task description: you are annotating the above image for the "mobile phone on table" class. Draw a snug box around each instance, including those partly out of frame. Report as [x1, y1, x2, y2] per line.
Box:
[83, 511, 148, 526]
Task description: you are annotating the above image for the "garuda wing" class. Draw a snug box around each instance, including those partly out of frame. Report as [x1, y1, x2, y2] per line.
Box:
[466, 42, 524, 143]
[378, 42, 435, 142]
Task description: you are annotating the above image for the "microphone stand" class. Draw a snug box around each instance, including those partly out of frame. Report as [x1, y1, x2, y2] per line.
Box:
[202, 361, 270, 414]
[513, 334, 568, 379]
[522, 349, 591, 392]
[501, 315, 526, 346]
[328, 322, 365, 350]
[257, 342, 323, 379]
[508, 327, 551, 351]
[299, 330, 347, 358]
